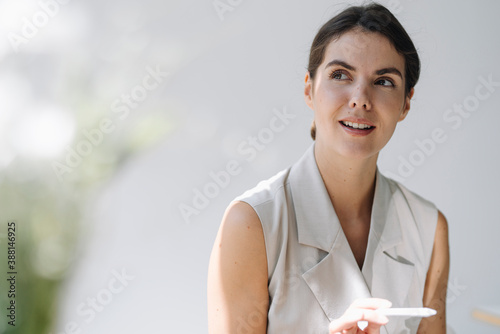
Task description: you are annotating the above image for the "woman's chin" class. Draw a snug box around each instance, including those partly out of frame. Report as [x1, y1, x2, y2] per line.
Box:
[332, 144, 379, 161]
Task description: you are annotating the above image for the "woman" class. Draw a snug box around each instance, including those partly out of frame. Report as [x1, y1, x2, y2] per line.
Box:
[208, 3, 449, 334]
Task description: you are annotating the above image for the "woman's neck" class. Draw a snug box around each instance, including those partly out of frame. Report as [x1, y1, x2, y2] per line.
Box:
[314, 141, 378, 223]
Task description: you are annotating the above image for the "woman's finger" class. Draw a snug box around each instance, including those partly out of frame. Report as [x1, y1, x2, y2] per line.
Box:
[329, 298, 392, 334]
[329, 308, 388, 332]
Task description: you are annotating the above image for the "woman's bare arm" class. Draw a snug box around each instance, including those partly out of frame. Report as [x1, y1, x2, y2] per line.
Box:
[207, 201, 269, 334]
[417, 210, 450, 334]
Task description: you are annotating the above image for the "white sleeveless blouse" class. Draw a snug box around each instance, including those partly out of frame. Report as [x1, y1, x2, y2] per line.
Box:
[233, 144, 437, 334]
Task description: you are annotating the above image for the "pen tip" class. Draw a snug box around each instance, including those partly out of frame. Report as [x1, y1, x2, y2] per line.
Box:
[424, 308, 437, 316]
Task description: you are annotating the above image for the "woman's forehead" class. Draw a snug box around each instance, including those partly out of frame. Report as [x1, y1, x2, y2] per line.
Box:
[322, 29, 405, 73]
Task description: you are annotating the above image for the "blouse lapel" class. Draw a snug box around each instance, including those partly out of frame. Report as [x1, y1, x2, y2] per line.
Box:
[302, 231, 373, 321]
[364, 170, 416, 309]
[289, 145, 371, 321]
[288, 145, 416, 330]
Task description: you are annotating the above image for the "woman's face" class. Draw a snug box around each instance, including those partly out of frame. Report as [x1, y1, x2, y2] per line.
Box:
[305, 28, 413, 161]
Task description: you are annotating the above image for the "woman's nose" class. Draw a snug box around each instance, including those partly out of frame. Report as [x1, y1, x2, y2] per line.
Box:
[348, 83, 372, 110]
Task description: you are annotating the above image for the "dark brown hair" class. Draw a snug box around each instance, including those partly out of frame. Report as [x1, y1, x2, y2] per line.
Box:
[308, 3, 420, 139]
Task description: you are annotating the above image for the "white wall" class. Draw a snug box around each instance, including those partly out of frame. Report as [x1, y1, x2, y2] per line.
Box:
[52, 0, 500, 333]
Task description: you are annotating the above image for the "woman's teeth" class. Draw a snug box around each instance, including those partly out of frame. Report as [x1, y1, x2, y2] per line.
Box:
[341, 121, 373, 129]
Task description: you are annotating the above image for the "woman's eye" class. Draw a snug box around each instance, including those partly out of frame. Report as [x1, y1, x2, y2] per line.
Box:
[376, 78, 394, 87]
[330, 70, 349, 80]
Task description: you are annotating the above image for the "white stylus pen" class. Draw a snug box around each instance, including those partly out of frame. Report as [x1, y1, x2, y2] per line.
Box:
[376, 307, 437, 317]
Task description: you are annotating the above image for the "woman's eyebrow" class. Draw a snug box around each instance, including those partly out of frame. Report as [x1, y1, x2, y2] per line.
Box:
[325, 59, 403, 79]
[376, 67, 403, 78]
[325, 59, 355, 71]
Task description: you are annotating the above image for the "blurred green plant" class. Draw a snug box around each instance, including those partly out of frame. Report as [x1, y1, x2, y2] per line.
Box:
[0, 109, 173, 334]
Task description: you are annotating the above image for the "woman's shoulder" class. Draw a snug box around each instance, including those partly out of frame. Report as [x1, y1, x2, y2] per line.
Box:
[381, 172, 437, 213]
[232, 166, 292, 209]
[232, 144, 316, 209]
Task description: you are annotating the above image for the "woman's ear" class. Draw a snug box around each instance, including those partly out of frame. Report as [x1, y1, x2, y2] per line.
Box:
[304, 72, 314, 110]
[399, 87, 414, 122]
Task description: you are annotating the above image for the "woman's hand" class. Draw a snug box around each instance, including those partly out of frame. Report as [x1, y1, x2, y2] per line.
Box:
[329, 298, 391, 334]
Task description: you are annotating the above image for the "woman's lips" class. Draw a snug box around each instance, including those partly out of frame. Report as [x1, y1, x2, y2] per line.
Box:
[339, 121, 375, 136]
